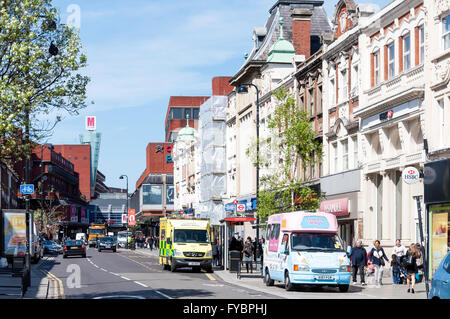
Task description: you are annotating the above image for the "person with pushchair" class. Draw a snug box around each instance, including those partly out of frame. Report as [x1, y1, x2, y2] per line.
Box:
[369, 240, 389, 288]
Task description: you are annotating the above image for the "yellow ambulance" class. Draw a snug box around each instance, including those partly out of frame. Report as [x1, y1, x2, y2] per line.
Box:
[159, 217, 213, 273]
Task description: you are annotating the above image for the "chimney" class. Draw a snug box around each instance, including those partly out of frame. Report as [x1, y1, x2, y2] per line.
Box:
[291, 8, 312, 59]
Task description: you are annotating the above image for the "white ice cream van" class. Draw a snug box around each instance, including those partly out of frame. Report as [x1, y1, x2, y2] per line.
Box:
[263, 211, 351, 292]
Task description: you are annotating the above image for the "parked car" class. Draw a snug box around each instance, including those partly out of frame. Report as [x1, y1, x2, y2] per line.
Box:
[63, 240, 86, 258]
[98, 236, 117, 253]
[429, 252, 450, 299]
[43, 240, 63, 255]
[31, 223, 44, 263]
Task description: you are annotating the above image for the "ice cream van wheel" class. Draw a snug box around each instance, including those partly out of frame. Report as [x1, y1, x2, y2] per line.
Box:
[264, 269, 274, 286]
[284, 271, 294, 291]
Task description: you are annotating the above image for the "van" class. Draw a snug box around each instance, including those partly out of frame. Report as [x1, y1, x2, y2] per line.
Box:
[76, 233, 87, 243]
[117, 231, 132, 248]
[263, 211, 351, 292]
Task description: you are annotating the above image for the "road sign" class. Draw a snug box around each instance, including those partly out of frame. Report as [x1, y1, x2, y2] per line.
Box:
[128, 209, 135, 226]
[20, 184, 34, 195]
[237, 204, 246, 212]
[402, 166, 420, 185]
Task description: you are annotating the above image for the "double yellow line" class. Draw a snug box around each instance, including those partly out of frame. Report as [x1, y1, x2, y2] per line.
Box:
[41, 269, 65, 299]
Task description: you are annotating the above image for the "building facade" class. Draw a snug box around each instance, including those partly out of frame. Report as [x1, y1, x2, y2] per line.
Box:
[354, 0, 427, 253]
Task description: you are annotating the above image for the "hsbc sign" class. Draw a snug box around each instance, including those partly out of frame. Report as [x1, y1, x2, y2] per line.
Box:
[86, 116, 96, 131]
[402, 167, 420, 185]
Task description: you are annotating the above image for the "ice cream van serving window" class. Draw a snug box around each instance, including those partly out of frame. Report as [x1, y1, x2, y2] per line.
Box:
[291, 233, 345, 252]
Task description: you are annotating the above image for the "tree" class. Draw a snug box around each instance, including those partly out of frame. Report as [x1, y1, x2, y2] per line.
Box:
[246, 87, 324, 222]
[0, 0, 90, 162]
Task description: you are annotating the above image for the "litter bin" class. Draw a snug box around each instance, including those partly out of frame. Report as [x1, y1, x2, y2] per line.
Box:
[229, 250, 240, 273]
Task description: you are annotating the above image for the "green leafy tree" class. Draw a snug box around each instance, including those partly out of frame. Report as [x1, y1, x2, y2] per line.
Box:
[247, 87, 325, 222]
[0, 0, 90, 162]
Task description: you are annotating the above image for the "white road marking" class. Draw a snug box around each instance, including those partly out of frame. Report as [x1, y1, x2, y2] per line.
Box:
[100, 268, 107, 272]
[110, 272, 119, 276]
[134, 281, 148, 288]
[120, 276, 130, 280]
[155, 290, 172, 299]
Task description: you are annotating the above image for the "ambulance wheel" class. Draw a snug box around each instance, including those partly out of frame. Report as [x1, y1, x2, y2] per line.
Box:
[284, 272, 294, 291]
[170, 259, 177, 272]
[338, 284, 349, 292]
[264, 269, 274, 286]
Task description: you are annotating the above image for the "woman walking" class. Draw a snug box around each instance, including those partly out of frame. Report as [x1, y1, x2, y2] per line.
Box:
[405, 243, 420, 293]
[369, 240, 389, 288]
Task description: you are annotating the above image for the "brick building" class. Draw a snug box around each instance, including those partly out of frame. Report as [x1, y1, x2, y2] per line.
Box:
[165, 96, 209, 142]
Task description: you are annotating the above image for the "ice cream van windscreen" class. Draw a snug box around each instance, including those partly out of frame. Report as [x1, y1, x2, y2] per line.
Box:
[301, 216, 329, 229]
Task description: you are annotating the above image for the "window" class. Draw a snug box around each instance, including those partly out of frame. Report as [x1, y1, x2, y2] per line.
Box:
[317, 86, 323, 114]
[330, 78, 335, 105]
[333, 142, 338, 173]
[353, 136, 358, 168]
[184, 108, 191, 120]
[419, 25, 425, 64]
[374, 51, 380, 86]
[193, 108, 199, 119]
[443, 15, 450, 50]
[342, 139, 348, 171]
[351, 65, 358, 93]
[309, 88, 314, 116]
[341, 70, 348, 101]
[171, 108, 183, 119]
[388, 43, 395, 78]
[439, 100, 445, 147]
[403, 33, 411, 71]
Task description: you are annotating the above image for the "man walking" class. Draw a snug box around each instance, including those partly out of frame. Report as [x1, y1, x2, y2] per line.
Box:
[350, 240, 367, 286]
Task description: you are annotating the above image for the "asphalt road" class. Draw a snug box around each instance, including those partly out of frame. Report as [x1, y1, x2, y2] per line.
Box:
[38, 247, 280, 299]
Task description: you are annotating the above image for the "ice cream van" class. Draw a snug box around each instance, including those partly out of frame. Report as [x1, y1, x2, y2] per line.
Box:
[263, 211, 351, 292]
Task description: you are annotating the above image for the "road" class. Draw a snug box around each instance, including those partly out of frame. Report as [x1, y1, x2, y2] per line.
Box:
[37, 247, 280, 299]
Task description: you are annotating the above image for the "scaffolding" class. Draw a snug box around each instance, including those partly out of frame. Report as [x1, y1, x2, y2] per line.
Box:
[198, 96, 228, 226]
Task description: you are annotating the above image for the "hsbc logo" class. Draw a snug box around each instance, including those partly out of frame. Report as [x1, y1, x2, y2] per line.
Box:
[402, 167, 420, 185]
[86, 116, 96, 131]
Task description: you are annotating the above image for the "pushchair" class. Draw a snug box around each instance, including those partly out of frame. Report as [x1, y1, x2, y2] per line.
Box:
[365, 262, 375, 284]
[397, 256, 408, 284]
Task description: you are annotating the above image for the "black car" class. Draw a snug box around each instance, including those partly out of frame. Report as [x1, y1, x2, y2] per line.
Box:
[98, 236, 117, 252]
[43, 240, 63, 255]
[63, 240, 86, 258]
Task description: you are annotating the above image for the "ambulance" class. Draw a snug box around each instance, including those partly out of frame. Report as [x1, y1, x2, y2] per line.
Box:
[159, 217, 213, 273]
[263, 211, 351, 292]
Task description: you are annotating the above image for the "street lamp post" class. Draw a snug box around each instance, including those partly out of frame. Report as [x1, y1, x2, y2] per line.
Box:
[39, 143, 54, 233]
[237, 83, 260, 254]
[119, 175, 129, 232]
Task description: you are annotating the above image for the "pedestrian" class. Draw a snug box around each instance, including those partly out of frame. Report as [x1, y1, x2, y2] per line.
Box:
[260, 236, 265, 267]
[405, 243, 420, 294]
[391, 254, 401, 284]
[238, 236, 244, 266]
[243, 237, 254, 273]
[127, 234, 132, 249]
[393, 239, 407, 264]
[149, 236, 153, 251]
[369, 240, 389, 288]
[350, 239, 367, 286]
[212, 241, 218, 266]
[217, 240, 222, 266]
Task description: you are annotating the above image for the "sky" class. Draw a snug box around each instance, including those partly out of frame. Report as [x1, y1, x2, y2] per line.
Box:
[48, 0, 392, 192]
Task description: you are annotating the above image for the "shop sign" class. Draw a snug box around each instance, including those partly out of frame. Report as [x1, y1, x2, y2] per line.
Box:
[320, 198, 349, 217]
[224, 203, 235, 212]
[70, 205, 78, 222]
[402, 167, 420, 185]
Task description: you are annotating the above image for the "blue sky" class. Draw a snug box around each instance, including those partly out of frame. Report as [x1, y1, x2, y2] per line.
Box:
[49, 0, 391, 192]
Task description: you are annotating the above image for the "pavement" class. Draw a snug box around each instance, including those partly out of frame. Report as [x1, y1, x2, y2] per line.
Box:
[133, 247, 428, 299]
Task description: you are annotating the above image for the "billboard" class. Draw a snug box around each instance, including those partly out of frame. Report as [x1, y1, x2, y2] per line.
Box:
[3, 211, 27, 257]
[166, 185, 174, 205]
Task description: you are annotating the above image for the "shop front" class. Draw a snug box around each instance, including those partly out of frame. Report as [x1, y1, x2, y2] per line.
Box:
[424, 159, 450, 277]
[320, 193, 359, 248]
